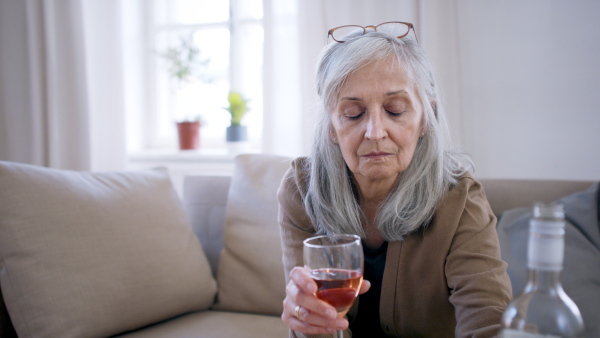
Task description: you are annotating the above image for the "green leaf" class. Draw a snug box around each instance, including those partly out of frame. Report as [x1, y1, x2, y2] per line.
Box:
[224, 91, 250, 126]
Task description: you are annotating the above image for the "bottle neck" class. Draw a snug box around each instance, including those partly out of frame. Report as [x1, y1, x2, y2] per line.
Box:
[525, 268, 563, 293]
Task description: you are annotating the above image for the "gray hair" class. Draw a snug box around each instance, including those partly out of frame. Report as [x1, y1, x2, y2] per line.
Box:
[304, 31, 473, 241]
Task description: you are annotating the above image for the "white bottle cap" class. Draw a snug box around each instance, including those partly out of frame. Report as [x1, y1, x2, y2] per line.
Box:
[527, 202, 565, 271]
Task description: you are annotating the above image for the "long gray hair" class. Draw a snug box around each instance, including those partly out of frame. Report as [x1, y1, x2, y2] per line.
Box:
[304, 31, 473, 241]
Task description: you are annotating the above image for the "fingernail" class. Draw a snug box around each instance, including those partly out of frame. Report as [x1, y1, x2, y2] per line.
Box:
[325, 309, 336, 319]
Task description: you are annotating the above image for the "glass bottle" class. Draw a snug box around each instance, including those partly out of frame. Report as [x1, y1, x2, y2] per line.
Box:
[500, 202, 584, 338]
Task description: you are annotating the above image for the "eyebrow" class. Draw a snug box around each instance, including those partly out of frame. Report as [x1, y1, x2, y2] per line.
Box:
[339, 89, 409, 101]
[386, 89, 409, 96]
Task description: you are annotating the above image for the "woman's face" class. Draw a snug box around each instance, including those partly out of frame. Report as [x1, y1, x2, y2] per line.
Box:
[330, 57, 425, 190]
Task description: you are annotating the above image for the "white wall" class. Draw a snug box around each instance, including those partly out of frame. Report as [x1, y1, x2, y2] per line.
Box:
[283, 0, 600, 181]
[3, 0, 598, 180]
[424, 0, 600, 180]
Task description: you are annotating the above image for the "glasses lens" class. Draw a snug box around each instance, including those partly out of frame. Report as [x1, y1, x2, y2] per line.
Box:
[376, 22, 410, 38]
[331, 25, 364, 42]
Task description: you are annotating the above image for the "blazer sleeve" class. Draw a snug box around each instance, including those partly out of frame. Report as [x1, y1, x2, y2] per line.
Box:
[445, 177, 513, 337]
[277, 164, 316, 283]
[278, 161, 344, 338]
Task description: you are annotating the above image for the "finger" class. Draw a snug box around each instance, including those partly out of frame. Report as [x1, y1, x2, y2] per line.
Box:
[286, 267, 347, 329]
[285, 294, 338, 326]
[289, 266, 317, 294]
[285, 281, 337, 321]
[283, 314, 344, 335]
[358, 279, 371, 295]
[282, 299, 349, 334]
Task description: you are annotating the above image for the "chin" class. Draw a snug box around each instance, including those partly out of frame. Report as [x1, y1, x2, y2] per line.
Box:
[362, 168, 401, 181]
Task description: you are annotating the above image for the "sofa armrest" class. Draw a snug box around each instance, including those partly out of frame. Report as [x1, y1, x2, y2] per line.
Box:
[183, 175, 231, 277]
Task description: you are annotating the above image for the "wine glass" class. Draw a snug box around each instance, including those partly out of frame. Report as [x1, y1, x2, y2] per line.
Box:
[303, 234, 364, 338]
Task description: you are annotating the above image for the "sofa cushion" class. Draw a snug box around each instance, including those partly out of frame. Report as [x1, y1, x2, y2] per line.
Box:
[497, 183, 600, 338]
[0, 161, 217, 338]
[182, 175, 231, 277]
[211, 154, 292, 316]
[115, 310, 289, 338]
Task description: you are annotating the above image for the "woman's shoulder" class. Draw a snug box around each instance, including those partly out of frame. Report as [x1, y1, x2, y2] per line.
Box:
[278, 156, 311, 204]
[290, 156, 310, 173]
[278, 157, 315, 233]
[450, 171, 483, 195]
[438, 171, 490, 215]
[438, 171, 494, 225]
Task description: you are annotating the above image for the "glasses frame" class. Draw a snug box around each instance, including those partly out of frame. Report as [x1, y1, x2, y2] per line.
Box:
[327, 21, 418, 43]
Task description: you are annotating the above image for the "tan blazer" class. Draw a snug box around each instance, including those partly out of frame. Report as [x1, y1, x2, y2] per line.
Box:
[278, 158, 512, 338]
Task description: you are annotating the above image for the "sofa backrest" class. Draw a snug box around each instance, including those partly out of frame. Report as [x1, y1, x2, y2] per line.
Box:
[479, 179, 596, 215]
[186, 154, 293, 316]
[180, 170, 597, 278]
[183, 175, 231, 276]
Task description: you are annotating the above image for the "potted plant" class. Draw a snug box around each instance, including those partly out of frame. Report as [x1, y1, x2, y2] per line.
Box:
[223, 91, 250, 143]
[159, 36, 210, 150]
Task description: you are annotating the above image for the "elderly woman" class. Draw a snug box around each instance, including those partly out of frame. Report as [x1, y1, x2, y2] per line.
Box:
[278, 22, 512, 337]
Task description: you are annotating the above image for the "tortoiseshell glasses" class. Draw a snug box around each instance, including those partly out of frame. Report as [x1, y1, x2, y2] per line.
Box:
[327, 21, 417, 43]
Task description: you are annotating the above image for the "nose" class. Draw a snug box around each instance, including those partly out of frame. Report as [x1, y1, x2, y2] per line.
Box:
[365, 111, 387, 141]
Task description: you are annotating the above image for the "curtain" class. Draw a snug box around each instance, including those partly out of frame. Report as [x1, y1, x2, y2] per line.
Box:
[262, 0, 303, 157]
[0, 0, 126, 171]
[262, 0, 421, 157]
[1, 0, 421, 169]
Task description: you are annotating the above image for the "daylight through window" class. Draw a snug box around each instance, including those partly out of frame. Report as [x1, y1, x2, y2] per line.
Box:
[148, 0, 264, 150]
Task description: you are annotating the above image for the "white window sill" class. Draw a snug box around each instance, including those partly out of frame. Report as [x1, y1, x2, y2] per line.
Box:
[127, 147, 260, 196]
[129, 148, 239, 163]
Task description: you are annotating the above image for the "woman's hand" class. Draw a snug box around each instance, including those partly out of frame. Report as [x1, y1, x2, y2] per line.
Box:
[281, 266, 371, 335]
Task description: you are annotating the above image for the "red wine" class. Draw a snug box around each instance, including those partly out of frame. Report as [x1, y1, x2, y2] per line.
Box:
[310, 268, 362, 316]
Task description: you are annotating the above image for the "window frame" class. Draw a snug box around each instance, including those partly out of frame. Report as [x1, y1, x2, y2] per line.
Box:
[140, 0, 264, 151]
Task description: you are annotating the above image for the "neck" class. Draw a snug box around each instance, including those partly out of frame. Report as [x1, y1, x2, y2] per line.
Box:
[355, 178, 396, 206]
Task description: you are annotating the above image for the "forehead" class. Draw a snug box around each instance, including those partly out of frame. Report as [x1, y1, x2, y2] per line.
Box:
[339, 57, 412, 95]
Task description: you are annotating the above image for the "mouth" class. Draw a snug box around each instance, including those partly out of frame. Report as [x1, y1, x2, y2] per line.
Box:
[362, 152, 392, 160]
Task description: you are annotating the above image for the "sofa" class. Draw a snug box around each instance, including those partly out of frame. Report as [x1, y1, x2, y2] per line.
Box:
[0, 154, 597, 338]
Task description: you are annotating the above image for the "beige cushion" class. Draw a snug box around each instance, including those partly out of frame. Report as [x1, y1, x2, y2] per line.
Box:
[0, 161, 217, 338]
[212, 154, 292, 315]
[115, 310, 289, 338]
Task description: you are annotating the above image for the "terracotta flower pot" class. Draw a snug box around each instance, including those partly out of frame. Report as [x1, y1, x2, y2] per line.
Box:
[176, 121, 201, 150]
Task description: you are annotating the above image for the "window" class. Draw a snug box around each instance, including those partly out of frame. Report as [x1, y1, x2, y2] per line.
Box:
[146, 0, 264, 150]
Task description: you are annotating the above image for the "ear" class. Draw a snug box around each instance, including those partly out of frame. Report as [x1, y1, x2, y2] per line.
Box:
[329, 128, 338, 144]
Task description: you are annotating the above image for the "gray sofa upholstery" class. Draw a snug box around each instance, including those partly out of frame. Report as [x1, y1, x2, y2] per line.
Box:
[494, 181, 599, 337]
[0, 154, 597, 337]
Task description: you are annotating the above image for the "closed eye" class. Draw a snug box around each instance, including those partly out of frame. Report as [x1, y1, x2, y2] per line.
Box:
[347, 112, 364, 120]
